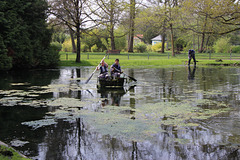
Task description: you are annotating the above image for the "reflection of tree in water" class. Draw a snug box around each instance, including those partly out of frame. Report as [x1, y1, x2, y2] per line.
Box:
[34, 117, 239, 160]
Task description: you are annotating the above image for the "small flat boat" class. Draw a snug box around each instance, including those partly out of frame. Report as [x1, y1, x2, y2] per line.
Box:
[97, 77, 125, 88]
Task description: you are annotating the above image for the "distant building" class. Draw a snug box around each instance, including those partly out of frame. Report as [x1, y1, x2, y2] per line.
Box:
[151, 35, 168, 49]
[134, 34, 144, 44]
[151, 35, 163, 45]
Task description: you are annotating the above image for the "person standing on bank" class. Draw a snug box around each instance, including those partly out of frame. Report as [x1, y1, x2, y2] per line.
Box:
[188, 49, 197, 66]
[97, 60, 109, 79]
[111, 59, 121, 78]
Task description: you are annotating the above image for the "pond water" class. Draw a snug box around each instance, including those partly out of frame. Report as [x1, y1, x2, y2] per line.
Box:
[0, 66, 240, 160]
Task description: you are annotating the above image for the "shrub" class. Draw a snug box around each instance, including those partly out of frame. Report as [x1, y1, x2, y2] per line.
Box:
[81, 43, 89, 52]
[134, 42, 147, 53]
[36, 44, 60, 68]
[0, 54, 12, 70]
[146, 45, 152, 52]
[152, 42, 163, 52]
[231, 45, 240, 53]
[62, 38, 76, 52]
[213, 37, 231, 53]
[51, 42, 62, 51]
[91, 44, 98, 52]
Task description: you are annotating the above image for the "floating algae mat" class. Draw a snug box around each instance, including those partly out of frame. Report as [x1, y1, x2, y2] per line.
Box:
[21, 98, 231, 142]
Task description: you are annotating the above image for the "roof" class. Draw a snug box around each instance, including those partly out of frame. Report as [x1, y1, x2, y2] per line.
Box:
[151, 35, 162, 41]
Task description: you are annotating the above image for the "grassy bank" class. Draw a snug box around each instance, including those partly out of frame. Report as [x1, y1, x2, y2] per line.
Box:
[0, 141, 30, 160]
[59, 51, 240, 67]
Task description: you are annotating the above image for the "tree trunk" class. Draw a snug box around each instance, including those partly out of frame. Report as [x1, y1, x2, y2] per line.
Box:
[69, 28, 76, 53]
[110, 1, 115, 50]
[76, 25, 81, 63]
[199, 15, 208, 53]
[128, 0, 135, 53]
[110, 30, 116, 50]
[199, 33, 205, 53]
[161, 34, 165, 53]
[170, 23, 175, 56]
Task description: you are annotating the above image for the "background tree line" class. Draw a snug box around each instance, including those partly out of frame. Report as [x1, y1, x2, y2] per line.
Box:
[1, 0, 240, 70]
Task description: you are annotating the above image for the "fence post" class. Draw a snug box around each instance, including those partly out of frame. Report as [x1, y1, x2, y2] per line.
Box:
[230, 52, 232, 60]
[209, 52, 211, 60]
[148, 53, 149, 60]
[108, 53, 109, 59]
[66, 54, 68, 60]
[87, 53, 89, 59]
[128, 52, 129, 60]
[168, 52, 169, 59]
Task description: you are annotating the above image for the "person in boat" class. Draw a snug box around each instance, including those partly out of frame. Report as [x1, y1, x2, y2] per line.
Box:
[188, 49, 196, 66]
[111, 59, 122, 78]
[97, 60, 109, 79]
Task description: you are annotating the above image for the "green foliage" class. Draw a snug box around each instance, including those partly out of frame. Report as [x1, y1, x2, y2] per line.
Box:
[0, 54, 12, 70]
[0, 0, 57, 69]
[213, 37, 231, 53]
[175, 38, 187, 52]
[51, 42, 62, 51]
[91, 44, 98, 52]
[231, 45, 240, 53]
[62, 38, 74, 52]
[0, 145, 30, 160]
[34, 43, 60, 68]
[152, 42, 167, 52]
[101, 38, 111, 50]
[52, 32, 68, 44]
[81, 43, 88, 52]
[146, 45, 152, 52]
[134, 42, 147, 53]
[114, 29, 127, 50]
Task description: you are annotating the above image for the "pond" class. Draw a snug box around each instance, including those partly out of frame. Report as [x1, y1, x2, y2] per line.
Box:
[0, 66, 240, 160]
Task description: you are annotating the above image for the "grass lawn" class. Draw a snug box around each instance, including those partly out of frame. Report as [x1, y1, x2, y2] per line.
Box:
[59, 51, 240, 67]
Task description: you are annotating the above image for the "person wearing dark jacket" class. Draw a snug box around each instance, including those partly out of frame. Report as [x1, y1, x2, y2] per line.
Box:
[188, 49, 196, 66]
[97, 60, 109, 79]
[111, 59, 121, 78]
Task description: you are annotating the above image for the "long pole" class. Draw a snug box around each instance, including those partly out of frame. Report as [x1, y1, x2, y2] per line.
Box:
[85, 54, 107, 84]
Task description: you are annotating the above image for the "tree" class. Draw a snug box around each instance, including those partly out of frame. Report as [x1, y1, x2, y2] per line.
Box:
[128, 0, 136, 52]
[136, 0, 179, 55]
[49, 0, 95, 62]
[0, 0, 59, 69]
[91, 0, 127, 50]
[180, 0, 240, 53]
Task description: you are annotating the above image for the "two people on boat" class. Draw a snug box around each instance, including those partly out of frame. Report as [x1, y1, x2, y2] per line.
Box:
[97, 59, 122, 79]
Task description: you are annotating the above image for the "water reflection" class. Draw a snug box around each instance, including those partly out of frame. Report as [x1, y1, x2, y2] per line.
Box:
[0, 67, 240, 159]
[188, 65, 196, 80]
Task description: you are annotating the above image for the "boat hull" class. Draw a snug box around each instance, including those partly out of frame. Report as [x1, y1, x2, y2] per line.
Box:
[97, 78, 125, 88]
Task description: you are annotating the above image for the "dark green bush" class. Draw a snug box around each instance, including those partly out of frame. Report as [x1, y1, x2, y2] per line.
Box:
[36, 44, 60, 68]
[231, 45, 240, 53]
[0, 54, 12, 70]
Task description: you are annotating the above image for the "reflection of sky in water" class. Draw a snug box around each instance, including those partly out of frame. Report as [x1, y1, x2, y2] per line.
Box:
[0, 66, 240, 159]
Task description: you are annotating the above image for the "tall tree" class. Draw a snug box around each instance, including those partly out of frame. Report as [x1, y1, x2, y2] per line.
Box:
[180, 0, 240, 53]
[128, 0, 136, 52]
[91, 0, 126, 50]
[49, 0, 95, 62]
[0, 0, 59, 69]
